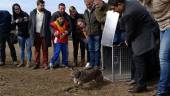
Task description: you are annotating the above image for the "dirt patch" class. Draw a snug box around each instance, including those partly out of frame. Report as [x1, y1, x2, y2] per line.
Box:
[0, 41, 157, 96]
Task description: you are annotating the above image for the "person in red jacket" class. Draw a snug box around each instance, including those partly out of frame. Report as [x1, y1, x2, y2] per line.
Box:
[49, 15, 69, 69]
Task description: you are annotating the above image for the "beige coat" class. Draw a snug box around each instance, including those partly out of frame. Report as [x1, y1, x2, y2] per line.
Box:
[139, 0, 170, 31]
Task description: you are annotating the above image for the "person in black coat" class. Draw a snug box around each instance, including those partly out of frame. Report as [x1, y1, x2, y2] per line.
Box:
[69, 6, 86, 67]
[29, 0, 51, 70]
[109, 0, 160, 93]
[11, 3, 32, 67]
[0, 10, 17, 66]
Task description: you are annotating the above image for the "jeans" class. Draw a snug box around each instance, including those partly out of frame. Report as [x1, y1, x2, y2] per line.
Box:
[18, 36, 32, 64]
[0, 34, 17, 63]
[53, 43, 61, 65]
[88, 35, 101, 67]
[50, 43, 68, 65]
[157, 28, 170, 96]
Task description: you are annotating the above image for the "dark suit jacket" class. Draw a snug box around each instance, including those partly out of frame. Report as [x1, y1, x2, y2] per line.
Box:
[121, 1, 160, 56]
[29, 9, 51, 47]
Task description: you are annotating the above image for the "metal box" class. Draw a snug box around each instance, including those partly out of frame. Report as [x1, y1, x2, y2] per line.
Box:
[102, 46, 132, 82]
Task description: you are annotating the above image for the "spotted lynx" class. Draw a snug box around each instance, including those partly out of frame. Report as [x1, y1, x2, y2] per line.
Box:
[71, 68, 104, 85]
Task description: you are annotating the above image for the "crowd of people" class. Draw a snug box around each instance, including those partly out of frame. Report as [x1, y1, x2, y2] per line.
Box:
[0, 0, 170, 95]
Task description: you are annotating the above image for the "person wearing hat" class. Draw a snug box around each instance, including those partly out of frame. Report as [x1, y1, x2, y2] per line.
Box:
[69, 6, 87, 67]
[109, 0, 160, 93]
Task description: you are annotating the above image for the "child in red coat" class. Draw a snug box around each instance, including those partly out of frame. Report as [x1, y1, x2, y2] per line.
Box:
[49, 16, 69, 69]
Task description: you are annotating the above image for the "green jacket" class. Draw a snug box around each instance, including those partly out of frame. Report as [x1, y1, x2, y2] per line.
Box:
[84, 7, 102, 36]
[95, 2, 109, 24]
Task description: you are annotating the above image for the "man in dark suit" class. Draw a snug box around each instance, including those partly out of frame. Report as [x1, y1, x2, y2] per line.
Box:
[29, 0, 51, 70]
[109, 0, 160, 93]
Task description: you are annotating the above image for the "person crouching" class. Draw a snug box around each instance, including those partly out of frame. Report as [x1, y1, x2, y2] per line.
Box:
[49, 15, 69, 70]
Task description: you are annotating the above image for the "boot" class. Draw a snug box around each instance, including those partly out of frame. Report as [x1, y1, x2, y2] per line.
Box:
[128, 85, 147, 93]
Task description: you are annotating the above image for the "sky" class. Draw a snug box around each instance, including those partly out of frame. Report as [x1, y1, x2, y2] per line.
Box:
[0, 0, 108, 14]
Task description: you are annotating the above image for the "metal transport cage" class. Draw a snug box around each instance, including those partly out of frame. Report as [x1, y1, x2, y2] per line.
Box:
[102, 45, 132, 82]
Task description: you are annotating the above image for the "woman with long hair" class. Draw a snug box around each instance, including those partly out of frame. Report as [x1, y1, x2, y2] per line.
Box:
[11, 3, 32, 67]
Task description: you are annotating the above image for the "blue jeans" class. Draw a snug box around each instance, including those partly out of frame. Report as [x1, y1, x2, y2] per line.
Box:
[53, 43, 61, 65]
[18, 36, 32, 64]
[157, 28, 170, 96]
[50, 43, 68, 65]
[88, 35, 101, 67]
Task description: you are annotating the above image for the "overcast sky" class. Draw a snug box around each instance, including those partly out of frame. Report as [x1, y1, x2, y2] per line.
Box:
[0, 0, 109, 14]
[0, 0, 86, 14]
